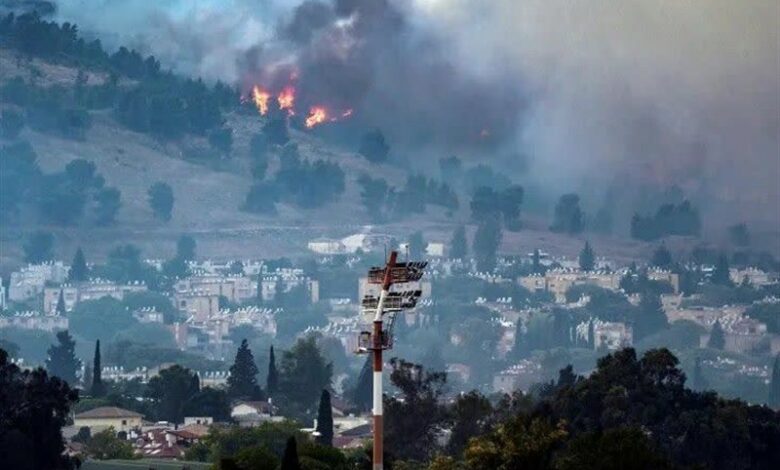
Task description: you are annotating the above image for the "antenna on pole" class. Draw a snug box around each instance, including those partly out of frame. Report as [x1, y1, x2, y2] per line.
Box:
[356, 250, 427, 470]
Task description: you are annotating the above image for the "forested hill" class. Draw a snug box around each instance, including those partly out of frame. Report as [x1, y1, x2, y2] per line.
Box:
[0, 12, 441, 262]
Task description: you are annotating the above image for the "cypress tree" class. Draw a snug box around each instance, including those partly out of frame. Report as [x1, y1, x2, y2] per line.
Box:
[45, 330, 80, 384]
[315, 389, 334, 447]
[267, 345, 279, 396]
[532, 248, 544, 274]
[69, 247, 89, 282]
[55, 289, 66, 315]
[91, 339, 106, 397]
[579, 241, 595, 271]
[769, 355, 780, 409]
[281, 436, 301, 470]
[228, 339, 260, 399]
[708, 320, 726, 350]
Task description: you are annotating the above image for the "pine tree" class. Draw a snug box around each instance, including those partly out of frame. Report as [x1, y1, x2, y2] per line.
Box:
[769, 355, 780, 409]
[281, 436, 301, 470]
[91, 339, 106, 397]
[708, 320, 725, 350]
[450, 225, 467, 259]
[579, 241, 595, 271]
[634, 293, 668, 340]
[45, 330, 80, 384]
[55, 289, 66, 315]
[587, 319, 596, 349]
[267, 345, 279, 396]
[315, 389, 334, 447]
[228, 339, 260, 399]
[69, 247, 89, 282]
[692, 357, 708, 391]
[651, 243, 673, 268]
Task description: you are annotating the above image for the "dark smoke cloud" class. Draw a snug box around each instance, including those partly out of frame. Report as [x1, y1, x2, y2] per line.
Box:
[48, 0, 779, 225]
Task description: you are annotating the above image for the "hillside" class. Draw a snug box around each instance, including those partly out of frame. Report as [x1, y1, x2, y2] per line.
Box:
[0, 43, 776, 271]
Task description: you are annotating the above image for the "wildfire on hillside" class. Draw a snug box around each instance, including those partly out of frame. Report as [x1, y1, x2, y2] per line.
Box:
[246, 82, 353, 129]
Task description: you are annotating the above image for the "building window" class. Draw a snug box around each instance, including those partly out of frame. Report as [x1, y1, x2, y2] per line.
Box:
[122, 420, 127, 425]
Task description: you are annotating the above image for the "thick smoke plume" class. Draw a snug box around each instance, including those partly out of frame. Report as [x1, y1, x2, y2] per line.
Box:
[48, 0, 780, 224]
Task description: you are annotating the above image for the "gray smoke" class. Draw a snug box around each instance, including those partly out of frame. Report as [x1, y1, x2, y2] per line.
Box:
[48, 0, 779, 224]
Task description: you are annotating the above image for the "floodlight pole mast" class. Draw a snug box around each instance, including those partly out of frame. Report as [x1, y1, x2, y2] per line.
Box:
[372, 250, 397, 470]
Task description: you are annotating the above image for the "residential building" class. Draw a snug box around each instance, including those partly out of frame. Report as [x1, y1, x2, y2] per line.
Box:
[259, 269, 319, 304]
[174, 274, 256, 304]
[9, 261, 69, 302]
[730, 268, 777, 287]
[308, 238, 345, 254]
[231, 401, 276, 426]
[492, 359, 543, 393]
[0, 310, 68, 332]
[42, 280, 147, 314]
[73, 406, 144, 433]
[174, 290, 220, 321]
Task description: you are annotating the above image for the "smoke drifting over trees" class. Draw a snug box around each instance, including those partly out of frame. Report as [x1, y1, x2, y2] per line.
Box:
[40, 0, 780, 224]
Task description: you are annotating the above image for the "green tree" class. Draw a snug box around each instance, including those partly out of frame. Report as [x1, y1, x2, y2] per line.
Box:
[532, 248, 545, 274]
[94, 187, 121, 225]
[267, 345, 279, 396]
[69, 247, 89, 282]
[708, 320, 725, 349]
[447, 391, 493, 456]
[235, 445, 279, 470]
[23, 230, 54, 263]
[385, 359, 447, 462]
[472, 218, 502, 272]
[177, 234, 197, 261]
[464, 415, 567, 470]
[45, 330, 80, 384]
[358, 128, 390, 163]
[357, 174, 389, 220]
[228, 339, 261, 400]
[550, 193, 584, 234]
[634, 293, 668, 340]
[555, 427, 673, 470]
[0, 349, 78, 470]
[147, 364, 200, 424]
[278, 337, 333, 419]
[281, 436, 301, 470]
[352, 356, 372, 413]
[183, 387, 231, 422]
[86, 428, 135, 460]
[450, 226, 467, 259]
[69, 297, 138, 342]
[55, 289, 66, 315]
[315, 389, 333, 447]
[91, 339, 106, 397]
[578, 241, 595, 271]
[770, 355, 780, 409]
[651, 243, 673, 268]
[148, 182, 174, 221]
[711, 253, 732, 286]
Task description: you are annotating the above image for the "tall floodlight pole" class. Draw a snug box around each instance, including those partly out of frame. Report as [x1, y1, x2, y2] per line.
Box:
[372, 250, 396, 470]
[358, 250, 427, 470]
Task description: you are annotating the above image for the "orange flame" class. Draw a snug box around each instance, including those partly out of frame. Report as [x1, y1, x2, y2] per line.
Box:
[277, 86, 295, 114]
[252, 86, 271, 115]
[305, 107, 328, 128]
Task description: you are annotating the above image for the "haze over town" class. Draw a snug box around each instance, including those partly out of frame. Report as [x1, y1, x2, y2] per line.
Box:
[1, 1, 779, 469]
